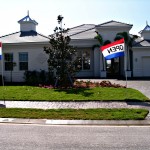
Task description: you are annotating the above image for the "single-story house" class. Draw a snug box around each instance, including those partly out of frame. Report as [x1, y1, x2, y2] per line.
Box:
[0, 14, 150, 82]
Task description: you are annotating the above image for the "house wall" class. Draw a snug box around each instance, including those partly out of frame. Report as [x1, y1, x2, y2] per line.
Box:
[0, 43, 49, 82]
[20, 22, 36, 32]
[132, 47, 150, 77]
[71, 39, 103, 78]
[141, 31, 150, 40]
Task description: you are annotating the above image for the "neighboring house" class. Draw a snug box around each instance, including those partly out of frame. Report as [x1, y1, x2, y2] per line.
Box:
[0, 14, 150, 82]
[0, 15, 50, 82]
[132, 24, 150, 77]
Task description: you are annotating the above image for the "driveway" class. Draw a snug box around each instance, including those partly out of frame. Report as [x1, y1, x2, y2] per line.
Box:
[79, 79, 150, 99]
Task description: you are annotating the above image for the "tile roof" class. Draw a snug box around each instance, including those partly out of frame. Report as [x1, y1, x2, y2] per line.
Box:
[0, 31, 49, 44]
[143, 25, 150, 31]
[139, 25, 150, 33]
[0, 20, 135, 43]
[70, 28, 96, 39]
[18, 15, 38, 25]
[133, 39, 150, 47]
[67, 21, 133, 39]
[68, 24, 95, 36]
[67, 24, 96, 39]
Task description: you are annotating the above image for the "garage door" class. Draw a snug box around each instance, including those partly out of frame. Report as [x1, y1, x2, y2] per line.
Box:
[142, 57, 150, 76]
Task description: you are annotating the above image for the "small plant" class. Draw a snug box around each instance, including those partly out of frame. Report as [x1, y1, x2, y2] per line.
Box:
[100, 80, 126, 88]
[39, 84, 53, 89]
[85, 80, 91, 88]
[95, 82, 100, 87]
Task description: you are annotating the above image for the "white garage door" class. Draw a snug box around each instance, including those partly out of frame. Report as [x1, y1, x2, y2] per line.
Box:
[142, 57, 150, 76]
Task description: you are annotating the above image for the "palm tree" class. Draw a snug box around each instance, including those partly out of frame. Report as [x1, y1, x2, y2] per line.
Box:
[92, 31, 103, 50]
[114, 32, 138, 71]
[93, 32, 112, 71]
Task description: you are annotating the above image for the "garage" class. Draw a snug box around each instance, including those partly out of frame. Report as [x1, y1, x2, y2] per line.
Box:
[142, 57, 150, 76]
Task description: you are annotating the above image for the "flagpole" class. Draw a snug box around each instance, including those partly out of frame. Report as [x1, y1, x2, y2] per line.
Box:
[1, 44, 4, 87]
[1, 43, 5, 105]
[125, 44, 128, 88]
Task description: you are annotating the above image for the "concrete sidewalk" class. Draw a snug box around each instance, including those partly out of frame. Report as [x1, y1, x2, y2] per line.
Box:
[0, 101, 150, 110]
[0, 118, 150, 126]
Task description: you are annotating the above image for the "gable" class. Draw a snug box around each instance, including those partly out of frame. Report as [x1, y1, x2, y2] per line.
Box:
[97, 20, 133, 27]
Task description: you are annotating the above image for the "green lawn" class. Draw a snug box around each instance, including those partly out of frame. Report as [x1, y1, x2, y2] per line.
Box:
[0, 108, 148, 120]
[0, 86, 149, 101]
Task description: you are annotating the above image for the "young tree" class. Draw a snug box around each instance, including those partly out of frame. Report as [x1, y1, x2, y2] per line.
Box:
[44, 15, 81, 88]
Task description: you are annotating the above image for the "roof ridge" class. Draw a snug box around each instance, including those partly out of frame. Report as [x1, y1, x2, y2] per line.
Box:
[48, 24, 95, 37]
[69, 27, 95, 37]
[68, 24, 95, 30]
[98, 20, 113, 26]
[37, 32, 50, 39]
[0, 31, 20, 38]
[111, 20, 133, 26]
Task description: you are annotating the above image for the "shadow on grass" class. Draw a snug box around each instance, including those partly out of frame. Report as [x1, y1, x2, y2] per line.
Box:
[126, 100, 150, 107]
[0, 104, 6, 108]
[54, 88, 93, 97]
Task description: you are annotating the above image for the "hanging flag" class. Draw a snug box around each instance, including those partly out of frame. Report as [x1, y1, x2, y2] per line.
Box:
[0, 42, 2, 60]
[100, 38, 125, 60]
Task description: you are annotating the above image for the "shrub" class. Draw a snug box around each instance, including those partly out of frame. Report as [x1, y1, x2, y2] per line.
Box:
[24, 70, 54, 86]
[100, 81, 126, 88]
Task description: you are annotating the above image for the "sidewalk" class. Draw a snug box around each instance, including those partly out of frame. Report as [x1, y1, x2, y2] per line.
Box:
[0, 101, 150, 110]
[1, 118, 150, 126]
[0, 101, 150, 125]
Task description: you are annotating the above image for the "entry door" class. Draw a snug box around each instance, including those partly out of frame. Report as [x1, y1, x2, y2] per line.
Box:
[106, 57, 120, 77]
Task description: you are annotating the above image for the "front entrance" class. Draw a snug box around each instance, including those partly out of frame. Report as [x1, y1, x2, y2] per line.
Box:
[106, 57, 121, 78]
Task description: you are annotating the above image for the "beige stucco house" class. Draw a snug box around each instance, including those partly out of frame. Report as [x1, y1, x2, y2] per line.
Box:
[0, 14, 150, 82]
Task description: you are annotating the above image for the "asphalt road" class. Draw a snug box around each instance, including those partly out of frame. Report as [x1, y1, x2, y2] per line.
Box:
[0, 124, 150, 150]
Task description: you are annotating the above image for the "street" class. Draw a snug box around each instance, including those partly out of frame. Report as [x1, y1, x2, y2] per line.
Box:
[0, 124, 150, 150]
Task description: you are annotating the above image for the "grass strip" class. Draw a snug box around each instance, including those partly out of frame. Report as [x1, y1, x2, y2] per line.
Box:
[0, 86, 149, 101]
[0, 108, 148, 120]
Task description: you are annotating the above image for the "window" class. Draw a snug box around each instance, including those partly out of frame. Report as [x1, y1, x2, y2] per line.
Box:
[76, 50, 90, 70]
[19, 53, 28, 70]
[4, 53, 13, 71]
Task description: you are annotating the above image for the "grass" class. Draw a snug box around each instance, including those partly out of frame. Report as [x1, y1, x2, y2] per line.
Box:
[0, 108, 148, 120]
[0, 86, 149, 101]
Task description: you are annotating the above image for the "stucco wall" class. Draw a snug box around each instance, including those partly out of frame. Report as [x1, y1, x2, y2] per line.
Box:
[141, 31, 150, 40]
[20, 22, 36, 32]
[0, 43, 49, 82]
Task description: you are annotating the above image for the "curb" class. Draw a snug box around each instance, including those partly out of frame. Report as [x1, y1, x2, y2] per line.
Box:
[0, 118, 150, 126]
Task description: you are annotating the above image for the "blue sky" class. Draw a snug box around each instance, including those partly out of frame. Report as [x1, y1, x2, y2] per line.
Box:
[0, 0, 150, 36]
